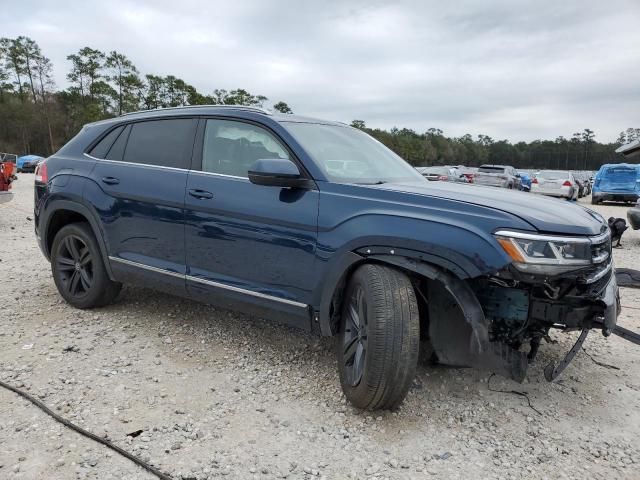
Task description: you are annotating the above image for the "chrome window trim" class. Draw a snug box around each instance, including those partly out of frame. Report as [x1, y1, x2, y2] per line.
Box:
[188, 170, 249, 181]
[85, 154, 249, 181]
[108, 256, 307, 309]
[84, 153, 190, 172]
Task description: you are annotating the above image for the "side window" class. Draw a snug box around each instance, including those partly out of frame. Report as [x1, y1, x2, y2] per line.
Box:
[123, 119, 196, 169]
[106, 124, 131, 161]
[89, 126, 124, 159]
[201, 119, 289, 177]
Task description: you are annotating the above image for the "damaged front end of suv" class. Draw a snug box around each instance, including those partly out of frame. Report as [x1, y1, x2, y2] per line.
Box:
[419, 226, 624, 382]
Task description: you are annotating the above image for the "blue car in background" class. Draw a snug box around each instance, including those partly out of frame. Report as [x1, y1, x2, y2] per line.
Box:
[17, 154, 44, 173]
[592, 163, 640, 204]
[517, 170, 532, 192]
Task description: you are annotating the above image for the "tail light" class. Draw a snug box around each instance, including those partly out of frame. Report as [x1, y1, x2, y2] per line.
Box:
[35, 161, 48, 183]
[437, 175, 448, 181]
[532, 178, 538, 184]
[562, 180, 572, 187]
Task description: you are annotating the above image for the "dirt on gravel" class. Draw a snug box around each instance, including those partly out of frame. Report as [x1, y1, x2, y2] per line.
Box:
[1, 174, 639, 480]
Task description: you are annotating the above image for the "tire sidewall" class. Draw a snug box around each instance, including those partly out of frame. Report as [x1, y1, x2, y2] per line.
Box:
[51, 223, 111, 309]
[337, 268, 373, 401]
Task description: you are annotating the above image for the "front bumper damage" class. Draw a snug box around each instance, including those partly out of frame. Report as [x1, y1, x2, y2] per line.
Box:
[425, 258, 632, 383]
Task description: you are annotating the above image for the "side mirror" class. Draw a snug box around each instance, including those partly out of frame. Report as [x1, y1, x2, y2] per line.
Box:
[248, 158, 313, 189]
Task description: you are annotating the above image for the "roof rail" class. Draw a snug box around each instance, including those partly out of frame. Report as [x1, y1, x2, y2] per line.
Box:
[119, 104, 272, 117]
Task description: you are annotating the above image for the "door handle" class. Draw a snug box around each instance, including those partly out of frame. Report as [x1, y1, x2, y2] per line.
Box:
[101, 176, 120, 185]
[188, 189, 214, 200]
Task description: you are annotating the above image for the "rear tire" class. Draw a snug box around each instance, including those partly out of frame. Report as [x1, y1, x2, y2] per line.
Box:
[337, 264, 420, 410]
[51, 223, 122, 309]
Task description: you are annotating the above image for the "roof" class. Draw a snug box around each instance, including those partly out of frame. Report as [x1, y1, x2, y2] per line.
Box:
[615, 139, 640, 157]
[17, 155, 44, 161]
[87, 105, 346, 128]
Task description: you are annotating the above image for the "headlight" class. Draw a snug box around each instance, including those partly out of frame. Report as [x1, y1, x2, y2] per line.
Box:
[494, 230, 602, 275]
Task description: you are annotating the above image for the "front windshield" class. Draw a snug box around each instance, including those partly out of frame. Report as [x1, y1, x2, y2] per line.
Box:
[283, 122, 424, 184]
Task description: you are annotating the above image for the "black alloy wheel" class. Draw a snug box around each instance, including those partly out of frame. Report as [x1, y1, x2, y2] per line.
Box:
[337, 264, 420, 410]
[51, 223, 122, 308]
[342, 285, 368, 387]
[55, 234, 94, 298]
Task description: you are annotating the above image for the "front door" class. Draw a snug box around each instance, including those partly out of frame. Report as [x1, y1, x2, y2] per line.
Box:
[184, 118, 318, 326]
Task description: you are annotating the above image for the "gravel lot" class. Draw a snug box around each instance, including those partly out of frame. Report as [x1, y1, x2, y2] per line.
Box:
[1, 174, 639, 480]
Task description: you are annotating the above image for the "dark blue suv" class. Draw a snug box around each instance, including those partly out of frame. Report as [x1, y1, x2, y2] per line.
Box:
[34, 106, 619, 410]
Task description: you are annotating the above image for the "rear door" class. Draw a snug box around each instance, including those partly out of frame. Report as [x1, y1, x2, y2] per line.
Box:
[184, 118, 318, 326]
[87, 117, 197, 289]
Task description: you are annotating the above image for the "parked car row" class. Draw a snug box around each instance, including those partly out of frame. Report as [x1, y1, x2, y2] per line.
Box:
[411, 160, 636, 207]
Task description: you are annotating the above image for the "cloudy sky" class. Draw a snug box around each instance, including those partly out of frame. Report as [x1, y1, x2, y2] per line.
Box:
[2, 0, 639, 142]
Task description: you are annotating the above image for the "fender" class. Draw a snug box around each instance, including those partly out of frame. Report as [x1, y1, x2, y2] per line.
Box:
[314, 233, 512, 336]
[315, 249, 527, 381]
[40, 196, 116, 281]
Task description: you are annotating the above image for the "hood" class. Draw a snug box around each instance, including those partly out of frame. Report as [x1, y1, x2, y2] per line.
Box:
[372, 180, 605, 236]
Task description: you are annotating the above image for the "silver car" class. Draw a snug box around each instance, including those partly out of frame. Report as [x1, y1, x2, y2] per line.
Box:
[531, 170, 578, 200]
[417, 166, 468, 183]
[474, 165, 520, 189]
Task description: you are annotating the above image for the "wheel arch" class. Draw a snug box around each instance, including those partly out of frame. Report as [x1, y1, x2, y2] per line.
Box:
[42, 200, 115, 281]
[317, 250, 528, 382]
[316, 244, 502, 337]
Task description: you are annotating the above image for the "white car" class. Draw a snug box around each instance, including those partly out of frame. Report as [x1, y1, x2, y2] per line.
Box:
[531, 170, 578, 200]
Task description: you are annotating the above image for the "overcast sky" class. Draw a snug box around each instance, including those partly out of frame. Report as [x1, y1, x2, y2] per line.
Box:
[2, 0, 639, 142]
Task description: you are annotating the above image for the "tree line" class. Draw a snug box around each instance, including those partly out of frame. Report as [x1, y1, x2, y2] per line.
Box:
[352, 122, 639, 171]
[0, 36, 636, 170]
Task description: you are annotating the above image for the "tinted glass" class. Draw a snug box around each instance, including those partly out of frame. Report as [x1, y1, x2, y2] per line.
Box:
[106, 124, 131, 161]
[202, 119, 289, 177]
[123, 119, 196, 168]
[89, 126, 124, 159]
[478, 166, 505, 173]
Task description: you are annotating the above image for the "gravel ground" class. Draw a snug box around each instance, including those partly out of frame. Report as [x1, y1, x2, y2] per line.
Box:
[1, 174, 639, 480]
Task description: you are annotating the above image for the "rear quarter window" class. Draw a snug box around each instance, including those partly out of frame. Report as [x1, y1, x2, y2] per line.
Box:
[89, 126, 124, 159]
[123, 119, 197, 169]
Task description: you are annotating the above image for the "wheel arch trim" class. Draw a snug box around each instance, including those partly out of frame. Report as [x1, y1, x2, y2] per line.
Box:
[41, 199, 116, 281]
[316, 245, 500, 336]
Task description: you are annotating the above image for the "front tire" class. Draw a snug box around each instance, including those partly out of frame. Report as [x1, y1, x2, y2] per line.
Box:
[51, 223, 122, 309]
[337, 264, 420, 410]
